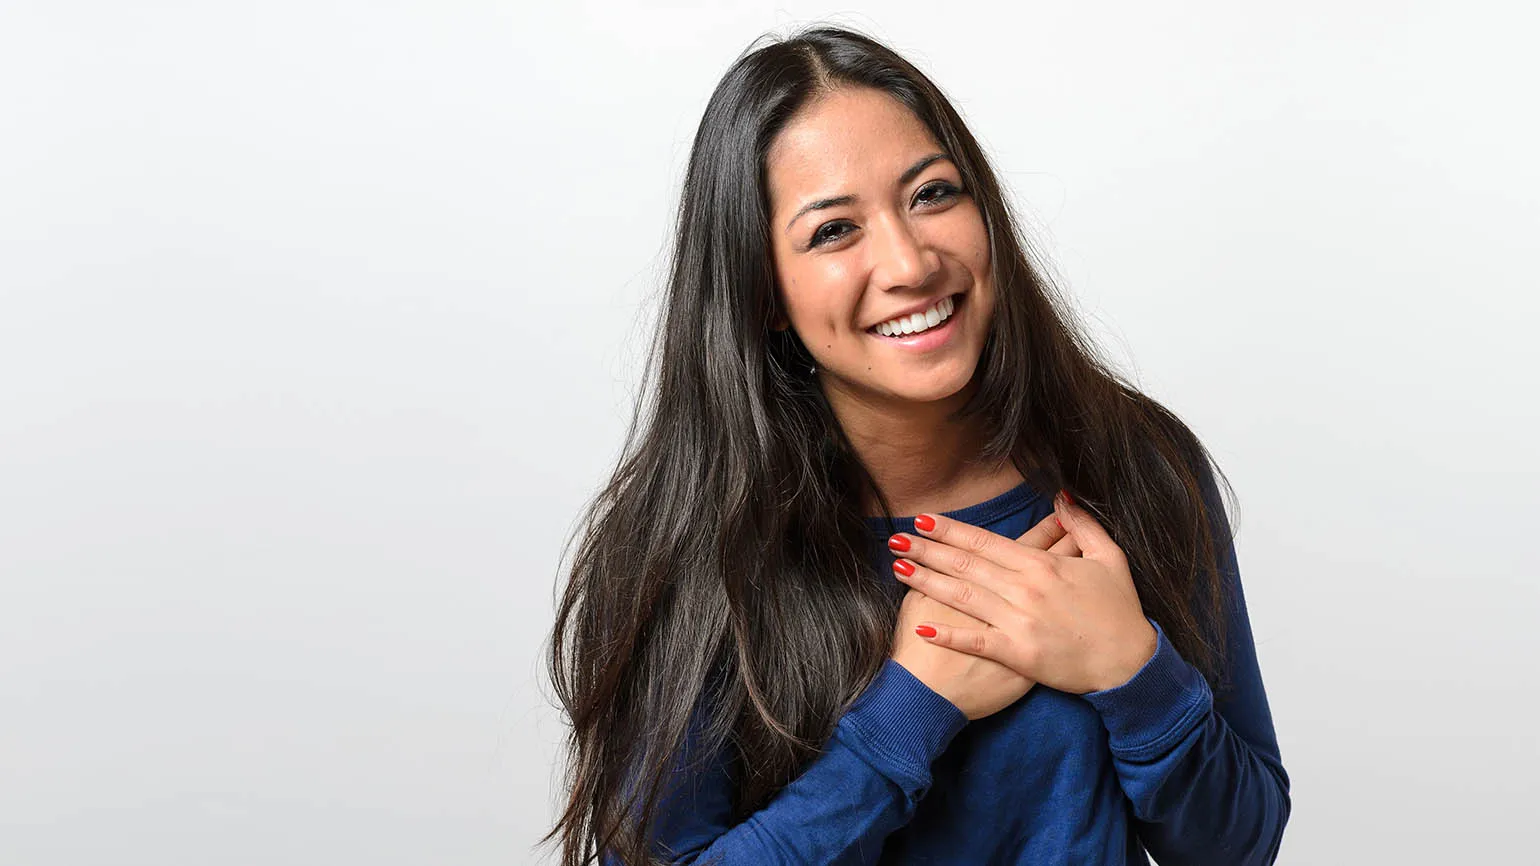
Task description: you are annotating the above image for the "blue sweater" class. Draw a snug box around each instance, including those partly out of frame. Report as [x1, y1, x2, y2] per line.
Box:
[623, 477, 1290, 864]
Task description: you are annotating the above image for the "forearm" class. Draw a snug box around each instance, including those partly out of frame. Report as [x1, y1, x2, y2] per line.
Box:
[617, 659, 968, 866]
[1083, 618, 1291, 866]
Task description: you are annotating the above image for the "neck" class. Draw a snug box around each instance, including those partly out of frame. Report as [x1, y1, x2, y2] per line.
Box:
[823, 377, 1025, 518]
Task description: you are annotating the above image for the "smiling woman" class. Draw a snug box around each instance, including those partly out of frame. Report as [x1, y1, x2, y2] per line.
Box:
[766, 89, 994, 419]
[546, 23, 1290, 866]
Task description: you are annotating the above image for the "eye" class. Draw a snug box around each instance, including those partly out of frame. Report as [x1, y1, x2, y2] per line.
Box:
[914, 179, 963, 207]
[805, 181, 965, 250]
[808, 219, 855, 249]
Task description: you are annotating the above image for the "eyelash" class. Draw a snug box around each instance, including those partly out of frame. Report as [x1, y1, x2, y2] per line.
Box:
[808, 180, 965, 249]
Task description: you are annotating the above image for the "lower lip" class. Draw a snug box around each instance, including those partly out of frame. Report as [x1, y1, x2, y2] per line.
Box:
[868, 294, 964, 351]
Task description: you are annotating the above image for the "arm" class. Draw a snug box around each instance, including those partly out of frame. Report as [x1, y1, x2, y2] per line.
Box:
[1080, 471, 1292, 866]
[607, 659, 967, 866]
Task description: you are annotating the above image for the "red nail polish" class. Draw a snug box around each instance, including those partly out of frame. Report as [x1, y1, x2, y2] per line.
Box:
[1065, 491, 1074, 506]
[915, 625, 937, 638]
[888, 534, 911, 552]
[914, 514, 936, 532]
[1054, 515, 1063, 530]
[893, 558, 915, 576]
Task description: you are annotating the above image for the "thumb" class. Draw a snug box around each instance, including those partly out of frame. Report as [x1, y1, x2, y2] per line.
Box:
[1015, 510, 1065, 551]
[1056, 490, 1118, 561]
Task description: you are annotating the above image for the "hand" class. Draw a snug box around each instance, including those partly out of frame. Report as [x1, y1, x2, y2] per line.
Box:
[890, 589, 1031, 720]
[888, 491, 1159, 695]
[887, 508, 1066, 720]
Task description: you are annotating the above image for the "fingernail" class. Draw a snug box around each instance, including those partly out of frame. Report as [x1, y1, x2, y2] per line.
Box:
[888, 534, 911, 552]
[1065, 490, 1074, 506]
[892, 558, 915, 577]
[1054, 515, 1063, 530]
[915, 624, 937, 638]
[914, 513, 936, 532]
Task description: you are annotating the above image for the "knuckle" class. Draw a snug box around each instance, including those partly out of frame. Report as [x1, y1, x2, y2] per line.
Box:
[948, 549, 976, 575]
[1014, 582, 1043, 605]
[1015, 636, 1038, 667]
[964, 525, 994, 553]
[950, 580, 977, 607]
[967, 631, 990, 655]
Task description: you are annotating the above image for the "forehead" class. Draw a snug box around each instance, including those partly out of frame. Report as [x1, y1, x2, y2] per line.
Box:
[765, 88, 944, 212]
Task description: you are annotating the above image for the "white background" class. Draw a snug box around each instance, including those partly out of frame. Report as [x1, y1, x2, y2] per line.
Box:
[3, 2, 1537, 864]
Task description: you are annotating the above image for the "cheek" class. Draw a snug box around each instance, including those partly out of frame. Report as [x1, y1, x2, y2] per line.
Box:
[787, 267, 856, 330]
[965, 221, 991, 275]
[933, 210, 990, 272]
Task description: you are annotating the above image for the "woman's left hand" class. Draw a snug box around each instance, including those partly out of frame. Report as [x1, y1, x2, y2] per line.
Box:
[889, 491, 1159, 695]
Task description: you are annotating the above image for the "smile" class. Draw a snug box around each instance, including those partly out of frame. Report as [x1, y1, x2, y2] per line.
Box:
[873, 295, 955, 337]
[867, 293, 965, 346]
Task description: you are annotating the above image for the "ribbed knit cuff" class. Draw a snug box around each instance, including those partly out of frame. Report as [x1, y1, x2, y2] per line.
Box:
[834, 659, 968, 796]
[1082, 617, 1213, 762]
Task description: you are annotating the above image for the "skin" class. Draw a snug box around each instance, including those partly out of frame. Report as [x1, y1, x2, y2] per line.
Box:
[763, 86, 1155, 719]
[764, 86, 1015, 519]
[893, 494, 1160, 700]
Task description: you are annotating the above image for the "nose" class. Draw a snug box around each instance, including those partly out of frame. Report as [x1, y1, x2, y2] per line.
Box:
[869, 211, 941, 292]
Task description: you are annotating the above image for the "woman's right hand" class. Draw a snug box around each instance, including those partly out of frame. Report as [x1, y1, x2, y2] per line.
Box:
[889, 509, 1070, 720]
[891, 588, 1034, 719]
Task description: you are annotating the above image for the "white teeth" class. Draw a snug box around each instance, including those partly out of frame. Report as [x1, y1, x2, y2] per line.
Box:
[875, 295, 956, 337]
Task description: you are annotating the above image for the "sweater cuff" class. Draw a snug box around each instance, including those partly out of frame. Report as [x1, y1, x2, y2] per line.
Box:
[835, 659, 968, 794]
[1082, 617, 1212, 761]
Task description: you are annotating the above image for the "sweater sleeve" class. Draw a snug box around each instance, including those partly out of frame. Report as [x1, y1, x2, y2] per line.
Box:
[606, 658, 968, 866]
[1080, 470, 1292, 866]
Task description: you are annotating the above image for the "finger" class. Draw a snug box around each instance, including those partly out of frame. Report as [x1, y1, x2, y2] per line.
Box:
[1015, 510, 1069, 551]
[908, 511, 1047, 573]
[1055, 491, 1122, 563]
[1048, 533, 1081, 556]
[891, 557, 1013, 627]
[889, 531, 1021, 600]
[914, 620, 1009, 663]
[902, 588, 990, 630]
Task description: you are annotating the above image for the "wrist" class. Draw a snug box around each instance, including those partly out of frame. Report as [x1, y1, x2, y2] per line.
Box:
[1095, 619, 1159, 693]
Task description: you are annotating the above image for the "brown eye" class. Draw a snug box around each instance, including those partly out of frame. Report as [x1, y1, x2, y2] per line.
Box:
[914, 180, 962, 207]
[809, 220, 855, 248]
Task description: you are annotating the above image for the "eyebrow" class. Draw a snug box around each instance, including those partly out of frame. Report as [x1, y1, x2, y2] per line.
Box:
[783, 152, 953, 233]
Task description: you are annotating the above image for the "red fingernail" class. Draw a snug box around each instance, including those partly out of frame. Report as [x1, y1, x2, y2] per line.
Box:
[915, 625, 937, 638]
[888, 534, 911, 552]
[1054, 515, 1063, 530]
[892, 558, 915, 576]
[1065, 491, 1074, 506]
[914, 514, 936, 532]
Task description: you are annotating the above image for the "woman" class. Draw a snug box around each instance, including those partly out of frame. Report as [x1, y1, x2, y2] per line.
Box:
[546, 24, 1290, 866]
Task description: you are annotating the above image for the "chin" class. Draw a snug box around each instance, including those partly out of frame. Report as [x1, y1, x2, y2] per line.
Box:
[823, 359, 981, 408]
[882, 372, 976, 405]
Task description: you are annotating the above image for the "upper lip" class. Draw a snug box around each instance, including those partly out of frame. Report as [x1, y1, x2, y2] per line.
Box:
[867, 293, 960, 331]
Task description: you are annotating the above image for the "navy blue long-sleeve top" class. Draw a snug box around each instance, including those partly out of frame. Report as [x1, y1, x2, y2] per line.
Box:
[622, 475, 1290, 864]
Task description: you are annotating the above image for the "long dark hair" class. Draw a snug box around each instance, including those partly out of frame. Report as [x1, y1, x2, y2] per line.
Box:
[544, 24, 1238, 866]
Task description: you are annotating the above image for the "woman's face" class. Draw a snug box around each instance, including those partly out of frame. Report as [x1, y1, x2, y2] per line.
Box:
[765, 86, 994, 411]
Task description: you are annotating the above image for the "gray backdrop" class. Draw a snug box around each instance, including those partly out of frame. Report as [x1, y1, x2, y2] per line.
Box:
[3, 1, 1536, 864]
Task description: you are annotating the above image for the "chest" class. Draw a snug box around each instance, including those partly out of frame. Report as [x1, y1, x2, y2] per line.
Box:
[932, 685, 1111, 814]
[879, 686, 1131, 864]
